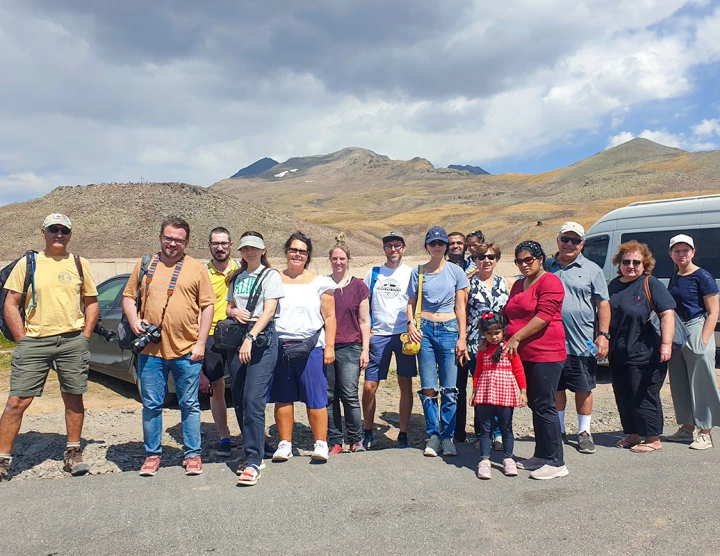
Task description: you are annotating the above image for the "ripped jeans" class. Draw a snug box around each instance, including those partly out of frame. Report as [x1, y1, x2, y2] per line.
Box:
[417, 318, 459, 439]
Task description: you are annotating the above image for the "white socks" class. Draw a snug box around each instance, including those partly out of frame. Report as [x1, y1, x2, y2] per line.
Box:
[558, 410, 566, 433]
[578, 414, 592, 434]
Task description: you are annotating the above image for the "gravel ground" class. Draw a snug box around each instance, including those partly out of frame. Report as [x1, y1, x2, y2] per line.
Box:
[3, 365, 698, 481]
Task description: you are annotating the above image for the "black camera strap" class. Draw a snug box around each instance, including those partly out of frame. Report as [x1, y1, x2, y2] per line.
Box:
[139, 253, 185, 325]
[244, 267, 270, 316]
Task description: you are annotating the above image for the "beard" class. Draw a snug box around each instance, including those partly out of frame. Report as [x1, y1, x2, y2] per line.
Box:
[213, 251, 230, 263]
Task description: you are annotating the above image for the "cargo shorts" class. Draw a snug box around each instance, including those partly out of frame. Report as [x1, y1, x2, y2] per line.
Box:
[10, 331, 90, 397]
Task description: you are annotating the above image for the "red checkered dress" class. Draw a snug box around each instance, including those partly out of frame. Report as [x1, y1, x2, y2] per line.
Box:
[471, 344, 525, 407]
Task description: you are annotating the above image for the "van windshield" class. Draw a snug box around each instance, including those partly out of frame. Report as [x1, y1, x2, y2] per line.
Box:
[621, 229, 720, 279]
[582, 235, 609, 269]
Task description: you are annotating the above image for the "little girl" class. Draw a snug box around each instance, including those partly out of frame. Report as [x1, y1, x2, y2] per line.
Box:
[471, 312, 527, 479]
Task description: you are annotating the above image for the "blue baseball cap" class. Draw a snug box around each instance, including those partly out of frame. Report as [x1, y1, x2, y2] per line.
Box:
[425, 226, 449, 245]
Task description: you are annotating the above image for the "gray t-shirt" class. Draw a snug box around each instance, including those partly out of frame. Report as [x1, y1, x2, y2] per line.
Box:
[226, 266, 284, 320]
[546, 254, 609, 356]
[407, 262, 469, 313]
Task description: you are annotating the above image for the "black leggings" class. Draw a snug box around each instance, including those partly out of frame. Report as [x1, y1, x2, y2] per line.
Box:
[610, 360, 667, 437]
[524, 360, 565, 467]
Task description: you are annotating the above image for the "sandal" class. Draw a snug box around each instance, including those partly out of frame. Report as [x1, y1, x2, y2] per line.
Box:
[616, 438, 639, 449]
[237, 465, 260, 486]
[630, 442, 662, 453]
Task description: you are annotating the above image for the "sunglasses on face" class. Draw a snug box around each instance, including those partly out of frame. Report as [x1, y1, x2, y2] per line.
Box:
[46, 225, 71, 235]
[514, 256, 537, 266]
[428, 240, 447, 247]
[621, 259, 642, 267]
[287, 247, 309, 256]
[473, 253, 497, 261]
[559, 236, 582, 246]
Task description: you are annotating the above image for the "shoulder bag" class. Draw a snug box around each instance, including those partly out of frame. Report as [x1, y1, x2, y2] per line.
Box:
[400, 265, 424, 356]
[643, 276, 690, 351]
[213, 267, 270, 352]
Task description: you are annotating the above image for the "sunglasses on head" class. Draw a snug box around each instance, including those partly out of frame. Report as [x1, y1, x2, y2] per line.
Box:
[473, 253, 497, 261]
[46, 225, 71, 235]
[559, 235, 582, 245]
[514, 256, 537, 266]
[621, 259, 642, 267]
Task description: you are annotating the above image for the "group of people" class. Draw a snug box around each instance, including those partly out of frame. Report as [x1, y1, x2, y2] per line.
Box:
[0, 213, 718, 485]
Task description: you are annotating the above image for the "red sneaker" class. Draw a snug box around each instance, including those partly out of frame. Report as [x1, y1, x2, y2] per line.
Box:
[330, 443, 343, 455]
[139, 455, 161, 477]
[184, 455, 203, 475]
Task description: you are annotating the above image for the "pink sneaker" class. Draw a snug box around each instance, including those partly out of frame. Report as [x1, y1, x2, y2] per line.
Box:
[503, 458, 518, 477]
[476, 459, 491, 480]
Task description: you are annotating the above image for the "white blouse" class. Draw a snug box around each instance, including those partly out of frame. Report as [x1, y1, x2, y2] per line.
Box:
[276, 276, 336, 346]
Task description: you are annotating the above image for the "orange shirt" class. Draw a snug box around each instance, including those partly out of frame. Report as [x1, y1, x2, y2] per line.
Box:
[123, 255, 215, 359]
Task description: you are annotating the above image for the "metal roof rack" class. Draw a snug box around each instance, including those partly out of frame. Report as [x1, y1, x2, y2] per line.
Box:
[628, 194, 720, 207]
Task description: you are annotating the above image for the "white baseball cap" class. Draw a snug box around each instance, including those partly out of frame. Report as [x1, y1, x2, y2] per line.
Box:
[43, 213, 72, 230]
[669, 234, 694, 250]
[559, 221, 585, 238]
[237, 235, 265, 250]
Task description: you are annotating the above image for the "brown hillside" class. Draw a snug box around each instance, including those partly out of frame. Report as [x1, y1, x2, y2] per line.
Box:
[0, 182, 375, 260]
[213, 139, 720, 253]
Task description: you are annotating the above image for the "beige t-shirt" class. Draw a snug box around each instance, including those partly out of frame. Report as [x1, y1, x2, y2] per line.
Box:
[123, 254, 215, 359]
[4, 252, 98, 338]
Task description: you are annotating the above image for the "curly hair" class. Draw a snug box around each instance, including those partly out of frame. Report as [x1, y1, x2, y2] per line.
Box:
[612, 240, 655, 276]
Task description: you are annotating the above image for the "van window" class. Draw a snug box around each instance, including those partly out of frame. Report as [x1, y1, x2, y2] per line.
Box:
[582, 235, 609, 269]
[620, 228, 720, 279]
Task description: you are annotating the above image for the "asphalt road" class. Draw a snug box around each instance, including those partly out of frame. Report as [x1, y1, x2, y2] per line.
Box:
[3, 432, 719, 556]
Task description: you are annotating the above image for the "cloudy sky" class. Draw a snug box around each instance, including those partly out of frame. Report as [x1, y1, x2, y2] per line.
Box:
[1, 0, 720, 205]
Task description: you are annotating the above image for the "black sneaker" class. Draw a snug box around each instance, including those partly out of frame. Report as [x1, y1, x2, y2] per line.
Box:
[63, 446, 89, 476]
[577, 431, 596, 454]
[561, 432, 568, 443]
[0, 457, 10, 481]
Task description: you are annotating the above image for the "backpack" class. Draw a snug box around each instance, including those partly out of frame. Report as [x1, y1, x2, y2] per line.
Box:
[0, 251, 37, 341]
[117, 254, 153, 350]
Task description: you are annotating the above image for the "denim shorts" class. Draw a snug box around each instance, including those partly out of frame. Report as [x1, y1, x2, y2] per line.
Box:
[365, 333, 417, 382]
[268, 346, 328, 409]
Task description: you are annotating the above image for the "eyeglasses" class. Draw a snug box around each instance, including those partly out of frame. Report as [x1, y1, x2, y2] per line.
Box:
[473, 253, 497, 261]
[287, 247, 309, 256]
[46, 225, 71, 235]
[162, 235, 186, 245]
[514, 256, 537, 266]
[621, 259, 642, 267]
[559, 236, 583, 246]
[209, 242, 231, 248]
[428, 240, 446, 247]
[384, 243, 405, 251]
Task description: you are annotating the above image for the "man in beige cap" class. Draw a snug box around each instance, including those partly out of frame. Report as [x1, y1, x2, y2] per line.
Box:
[546, 221, 610, 455]
[0, 213, 99, 480]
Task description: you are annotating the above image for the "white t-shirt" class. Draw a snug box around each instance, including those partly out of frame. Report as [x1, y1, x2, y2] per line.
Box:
[226, 266, 284, 319]
[275, 275, 336, 346]
[363, 263, 412, 335]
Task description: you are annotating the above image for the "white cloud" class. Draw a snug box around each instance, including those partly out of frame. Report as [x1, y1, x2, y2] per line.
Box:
[0, 0, 719, 204]
[607, 132, 636, 148]
[692, 118, 720, 137]
[638, 130, 684, 148]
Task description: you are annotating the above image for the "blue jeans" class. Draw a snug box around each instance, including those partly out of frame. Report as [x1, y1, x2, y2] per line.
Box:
[476, 405, 515, 459]
[228, 325, 278, 467]
[327, 343, 363, 445]
[138, 353, 202, 458]
[417, 318, 459, 439]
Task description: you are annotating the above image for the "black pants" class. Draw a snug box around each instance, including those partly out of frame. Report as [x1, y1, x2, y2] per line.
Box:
[610, 359, 667, 437]
[455, 356, 482, 440]
[524, 360, 565, 467]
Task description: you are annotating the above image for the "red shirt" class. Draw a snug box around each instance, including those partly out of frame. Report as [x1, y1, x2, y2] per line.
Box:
[472, 343, 526, 407]
[504, 272, 566, 363]
[333, 277, 370, 344]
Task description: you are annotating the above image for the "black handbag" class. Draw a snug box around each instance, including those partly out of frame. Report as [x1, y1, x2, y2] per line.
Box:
[213, 268, 270, 352]
[280, 329, 322, 360]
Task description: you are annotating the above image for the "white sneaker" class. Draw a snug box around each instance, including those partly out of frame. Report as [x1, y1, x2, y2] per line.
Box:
[272, 441, 293, 462]
[530, 464, 569, 480]
[311, 441, 329, 462]
[690, 432, 713, 450]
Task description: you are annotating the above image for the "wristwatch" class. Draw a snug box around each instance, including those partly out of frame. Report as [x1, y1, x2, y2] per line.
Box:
[246, 333, 256, 342]
[598, 332, 611, 340]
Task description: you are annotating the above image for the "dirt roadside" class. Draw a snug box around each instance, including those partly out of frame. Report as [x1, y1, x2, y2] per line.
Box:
[1, 350, 700, 481]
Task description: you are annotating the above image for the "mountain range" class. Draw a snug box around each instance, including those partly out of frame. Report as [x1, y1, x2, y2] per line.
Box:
[2, 138, 719, 260]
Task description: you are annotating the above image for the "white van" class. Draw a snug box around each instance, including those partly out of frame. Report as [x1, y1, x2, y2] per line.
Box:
[583, 194, 720, 354]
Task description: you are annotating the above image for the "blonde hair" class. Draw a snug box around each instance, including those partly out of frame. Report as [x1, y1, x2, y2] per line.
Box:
[329, 232, 351, 259]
